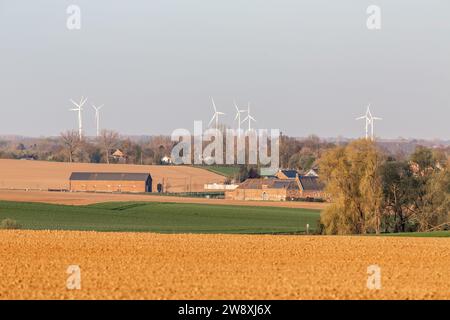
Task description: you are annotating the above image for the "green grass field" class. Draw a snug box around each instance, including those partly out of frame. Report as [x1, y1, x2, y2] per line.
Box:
[198, 165, 241, 177]
[0, 200, 320, 234]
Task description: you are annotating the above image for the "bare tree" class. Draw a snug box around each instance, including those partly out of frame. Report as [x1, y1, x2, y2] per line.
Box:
[60, 130, 80, 163]
[99, 129, 119, 164]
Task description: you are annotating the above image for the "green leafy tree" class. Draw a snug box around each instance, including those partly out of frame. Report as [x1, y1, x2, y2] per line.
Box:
[235, 165, 260, 182]
[288, 151, 316, 171]
[378, 147, 450, 233]
[379, 160, 415, 232]
[410, 146, 434, 170]
[406, 147, 450, 231]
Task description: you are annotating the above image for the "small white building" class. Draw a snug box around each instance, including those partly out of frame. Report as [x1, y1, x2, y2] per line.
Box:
[305, 169, 319, 177]
[204, 183, 239, 191]
[161, 156, 172, 165]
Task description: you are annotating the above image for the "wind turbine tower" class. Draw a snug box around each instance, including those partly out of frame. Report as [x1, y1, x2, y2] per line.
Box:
[242, 102, 256, 131]
[356, 104, 382, 140]
[91, 104, 104, 137]
[69, 97, 87, 139]
[208, 97, 225, 130]
[370, 108, 382, 140]
[233, 100, 246, 134]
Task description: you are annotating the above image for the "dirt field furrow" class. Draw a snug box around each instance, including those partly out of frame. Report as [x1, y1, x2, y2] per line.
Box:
[0, 230, 448, 300]
[0, 159, 224, 193]
[0, 189, 328, 209]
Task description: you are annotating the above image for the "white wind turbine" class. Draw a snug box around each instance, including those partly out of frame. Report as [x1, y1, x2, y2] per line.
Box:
[69, 97, 87, 139]
[208, 97, 225, 130]
[356, 104, 382, 140]
[369, 107, 382, 140]
[242, 102, 256, 131]
[91, 104, 104, 137]
[233, 100, 246, 134]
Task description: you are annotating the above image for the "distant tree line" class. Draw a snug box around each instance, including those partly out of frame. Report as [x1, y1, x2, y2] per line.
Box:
[0, 130, 175, 165]
[0, 132, 335, 169]
[212, 134, 335, 183]
[319, 140, 450, 235]
[279, 134, 336, 172]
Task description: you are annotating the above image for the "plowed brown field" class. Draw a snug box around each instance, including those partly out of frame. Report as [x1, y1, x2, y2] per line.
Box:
[0, 159, 329, 209]
[0, 189, 328, 209]
[0, 159, 225, 192]
[0, 230, 448, 300]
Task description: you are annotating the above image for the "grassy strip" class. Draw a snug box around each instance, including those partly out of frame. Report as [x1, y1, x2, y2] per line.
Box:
[0, 200, 320, 234]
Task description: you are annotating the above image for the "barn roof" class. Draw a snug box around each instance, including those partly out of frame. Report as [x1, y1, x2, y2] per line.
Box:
[112, 149, 125, 157]
[279, 170, 298, 178]
[298, 175, 324, 191]
[69, 172, 151, 181]
[237, 178, 299, 190]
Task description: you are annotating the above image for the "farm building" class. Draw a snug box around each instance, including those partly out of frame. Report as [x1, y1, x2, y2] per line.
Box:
[275, 169, 325, 197]
[69, 172, 152, 193]
[225, 178, 301, 201]
[275, 169, 299, 179]
[112, 149, 127, 163]
[276, 168, 320, 178]
[295, 175, 325, 199]
[161, 156, 172, 165]
[225, 172, 326, 201]
[305, 168, 319, 177]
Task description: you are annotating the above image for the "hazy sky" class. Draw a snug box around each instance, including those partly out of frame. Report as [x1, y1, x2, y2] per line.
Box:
[0, 0, 449, 139]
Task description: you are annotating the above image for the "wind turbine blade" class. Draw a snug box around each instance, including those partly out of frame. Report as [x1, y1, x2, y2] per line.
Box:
[211, 97, 217, 112]
[242, 116, 249, 122]
[234, 101, 239, 113]
[217, 112, 225, 115]
[249, 116, 256, 122]
[372, 117, 382, 120]
[234, 102, 240, 120]
[98, 105, 104, 110]
[70, 99, 78, 106]
[208, 114, 216, 127]
[356, 116, 366, 120]
[367, 105, 372, 118]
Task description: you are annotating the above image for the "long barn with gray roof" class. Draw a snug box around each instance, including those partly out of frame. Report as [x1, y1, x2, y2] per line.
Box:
[69, 172, 152, 193]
